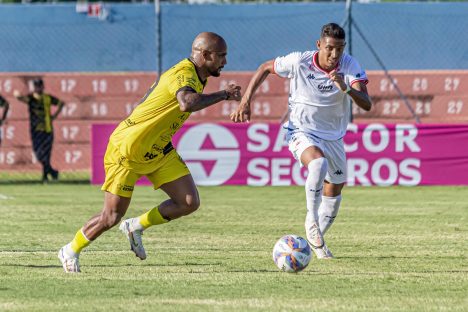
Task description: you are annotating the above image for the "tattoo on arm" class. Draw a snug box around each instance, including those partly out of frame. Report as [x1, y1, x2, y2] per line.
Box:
[177, 88, 227, 113]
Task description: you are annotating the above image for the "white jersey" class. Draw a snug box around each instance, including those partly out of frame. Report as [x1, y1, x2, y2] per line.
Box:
[274, 50, 368, 140]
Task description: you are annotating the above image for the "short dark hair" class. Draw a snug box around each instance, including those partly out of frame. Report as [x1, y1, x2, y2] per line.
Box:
[320, 23, 345, 40]
[33, 78, 44, 87]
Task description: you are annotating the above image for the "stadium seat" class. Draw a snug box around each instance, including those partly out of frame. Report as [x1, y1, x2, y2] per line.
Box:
[204, 73, 289, 96]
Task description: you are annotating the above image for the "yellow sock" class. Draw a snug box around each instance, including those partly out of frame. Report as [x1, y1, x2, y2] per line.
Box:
[139, 206, 169, 229]
[70, 228, 91, 254]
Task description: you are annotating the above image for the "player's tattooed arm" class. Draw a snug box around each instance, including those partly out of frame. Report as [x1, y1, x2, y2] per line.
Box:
[177, 84, 241, 113]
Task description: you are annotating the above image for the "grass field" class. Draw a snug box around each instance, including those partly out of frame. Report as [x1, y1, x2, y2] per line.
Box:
[0, 185, 466, 311]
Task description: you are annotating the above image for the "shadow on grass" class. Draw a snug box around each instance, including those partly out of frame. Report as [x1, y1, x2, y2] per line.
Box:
[338, 256, 464, 260]
[0, 262, 222, 269]
[0, 264, 62, 269]
[2, 263, 465, 275]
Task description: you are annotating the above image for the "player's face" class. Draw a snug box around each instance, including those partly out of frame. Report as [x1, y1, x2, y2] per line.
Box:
[316, 37, 346, 70]
[204, 42, 227, 77]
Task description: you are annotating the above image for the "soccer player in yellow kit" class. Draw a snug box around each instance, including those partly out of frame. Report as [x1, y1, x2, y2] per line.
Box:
[58, 32, 242, 273]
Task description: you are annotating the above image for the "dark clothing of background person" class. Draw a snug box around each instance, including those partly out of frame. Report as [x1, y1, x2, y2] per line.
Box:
[15, 79, 64, 182]
[0, 95, 10, 146]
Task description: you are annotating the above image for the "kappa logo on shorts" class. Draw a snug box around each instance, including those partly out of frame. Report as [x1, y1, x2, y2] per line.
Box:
[334, 169, 344, 175]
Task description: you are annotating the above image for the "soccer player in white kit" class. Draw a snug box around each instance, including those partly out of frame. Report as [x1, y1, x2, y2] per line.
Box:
[231, 23, 372, 258]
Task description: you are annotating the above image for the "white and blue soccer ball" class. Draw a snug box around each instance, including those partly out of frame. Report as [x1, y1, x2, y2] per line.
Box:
[272, 234, 312, 273]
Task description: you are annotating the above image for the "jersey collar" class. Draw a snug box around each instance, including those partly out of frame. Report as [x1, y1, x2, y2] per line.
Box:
[312, 51, 341, 74]
[187, 58, 207, 86]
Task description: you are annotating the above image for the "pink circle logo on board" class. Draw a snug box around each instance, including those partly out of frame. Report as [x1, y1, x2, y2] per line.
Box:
[176, 123, 240, 185]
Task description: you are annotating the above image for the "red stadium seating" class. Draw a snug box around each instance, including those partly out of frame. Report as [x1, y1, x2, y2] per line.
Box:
[0, 144, 90, 171]
[1, 71, 467, 173]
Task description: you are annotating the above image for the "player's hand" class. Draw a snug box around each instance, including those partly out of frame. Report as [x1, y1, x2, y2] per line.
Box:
[328, 69, 347, 92]
[230, 98, 251, 123]
[33, 92, 41, 100]
[13, 90, 21, 98]
[225, 84, 242, 101]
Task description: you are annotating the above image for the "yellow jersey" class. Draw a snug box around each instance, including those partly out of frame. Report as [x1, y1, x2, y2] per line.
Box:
[109, 58, 206, 165]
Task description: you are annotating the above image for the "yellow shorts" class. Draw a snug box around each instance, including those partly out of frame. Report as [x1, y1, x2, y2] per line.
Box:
[101, 142, 191, 198]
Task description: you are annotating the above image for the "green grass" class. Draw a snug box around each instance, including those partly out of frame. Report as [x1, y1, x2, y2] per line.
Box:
[0, 171, 89, 184]
[0, 185, 466, 311]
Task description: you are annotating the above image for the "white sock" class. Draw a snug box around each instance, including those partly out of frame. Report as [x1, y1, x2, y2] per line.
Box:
[318, 195, 342, 235]
[130, 217, 145, 231]
[304, 157, 328, 223]
[64, 243, 79, 258]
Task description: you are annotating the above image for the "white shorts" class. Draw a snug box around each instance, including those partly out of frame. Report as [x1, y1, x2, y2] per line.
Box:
[287, 132, 347, 184]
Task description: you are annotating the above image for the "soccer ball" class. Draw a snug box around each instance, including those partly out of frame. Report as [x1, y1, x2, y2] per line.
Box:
[272, 234, 312, 273]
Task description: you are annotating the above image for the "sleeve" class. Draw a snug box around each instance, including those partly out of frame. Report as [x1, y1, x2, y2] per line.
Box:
[50, 95, 62, 106]
[0, 95, 6, 107]
[273, 52, 302, 78]
[167, 66, 200, 96]
[345, 57, 368, 87]
[17, 94, 31, 104]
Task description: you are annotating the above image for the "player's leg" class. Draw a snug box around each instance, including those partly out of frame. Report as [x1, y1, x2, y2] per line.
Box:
[59, 143, 138, 272]
[318, 138, 347, 235]
[301, 147, 328, 249]
[59, 193, 132, 273]
[119, 175, 198, 260]
[315, 139, 347, 258]
[120, 150, 194, 259]
[158, 174, 200, 219]
[288, 133, 328, 251]
[320, 181, 344, 235]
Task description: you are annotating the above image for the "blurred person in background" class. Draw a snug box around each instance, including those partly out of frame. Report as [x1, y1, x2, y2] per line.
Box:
[231, 23, 371, 259]
[14, 78, 64, 183]
[58, 32, 242, 273]
[0, 94, 10, 146]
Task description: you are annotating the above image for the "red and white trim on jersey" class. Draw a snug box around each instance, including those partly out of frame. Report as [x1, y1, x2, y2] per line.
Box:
[350, 78, 369, 86]
[311, 51, 340, 74]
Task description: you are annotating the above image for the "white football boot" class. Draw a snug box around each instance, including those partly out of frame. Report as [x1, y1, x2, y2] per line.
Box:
[119, 219, 147, 260]
[313, 243, 334, 259]
[58, 246, 81, 273]
[306, 222, 334, 259]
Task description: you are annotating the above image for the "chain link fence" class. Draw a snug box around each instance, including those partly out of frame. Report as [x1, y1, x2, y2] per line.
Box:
[0, 2, 467, 183]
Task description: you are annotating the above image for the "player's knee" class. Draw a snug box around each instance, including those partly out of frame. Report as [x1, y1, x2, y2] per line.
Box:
[182, 195, 200, 215]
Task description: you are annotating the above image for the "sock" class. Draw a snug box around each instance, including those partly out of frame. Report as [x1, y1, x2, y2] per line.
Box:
[304, 157, 328, 223]
[69, 228, 91, 255]
[138, 206, 169, 230]
[64, 243, 78, 258]
[318, 195, 342, 235]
